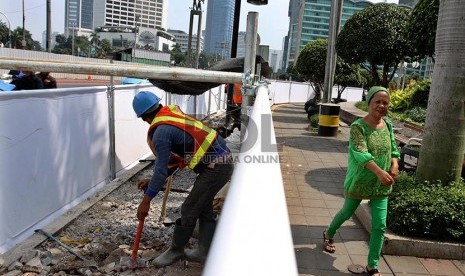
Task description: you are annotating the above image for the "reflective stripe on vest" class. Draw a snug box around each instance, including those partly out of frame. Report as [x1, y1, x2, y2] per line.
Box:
[148, 105, 218, 169]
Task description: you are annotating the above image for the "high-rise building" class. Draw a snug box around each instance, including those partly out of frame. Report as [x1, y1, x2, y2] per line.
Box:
[285, 0, 372, 69]
[269, 49, 284, 73]
[93, 0, 167, 30]
[167, 29, 203, 53]
[65, 0, 167, 37]
[285, 0, 418, 70]
[65, 0, 94, 37]
[203, 0, 235, 58]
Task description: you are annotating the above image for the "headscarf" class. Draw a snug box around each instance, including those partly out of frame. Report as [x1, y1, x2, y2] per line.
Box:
[366, 86, 389, 104]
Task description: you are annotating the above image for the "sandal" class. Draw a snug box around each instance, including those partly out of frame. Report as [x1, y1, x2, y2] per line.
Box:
[366, 266, 381, 276]
[323, 231, 336, 253]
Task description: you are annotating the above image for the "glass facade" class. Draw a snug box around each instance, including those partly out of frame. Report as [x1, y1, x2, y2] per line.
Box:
[299, 0, 371, 50]
[204, 0, 235, 58]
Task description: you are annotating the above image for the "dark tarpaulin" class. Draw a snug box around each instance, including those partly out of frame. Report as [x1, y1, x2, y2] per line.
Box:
[148, 55, 271, 95]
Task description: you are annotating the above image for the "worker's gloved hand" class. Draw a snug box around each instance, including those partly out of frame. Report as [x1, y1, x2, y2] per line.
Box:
[137, 195, 151, 220]
[137, 179, 150, 193]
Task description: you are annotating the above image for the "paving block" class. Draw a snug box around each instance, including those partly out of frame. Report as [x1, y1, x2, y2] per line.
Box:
[384, 255, 429, 274]
[419, 258, 464, 276]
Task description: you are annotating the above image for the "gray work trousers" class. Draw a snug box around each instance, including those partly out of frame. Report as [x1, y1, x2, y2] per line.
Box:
[180, 161, 234, 227]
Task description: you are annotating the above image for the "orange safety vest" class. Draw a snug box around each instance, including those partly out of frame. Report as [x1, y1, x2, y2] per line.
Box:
[147, 105, 218, 170]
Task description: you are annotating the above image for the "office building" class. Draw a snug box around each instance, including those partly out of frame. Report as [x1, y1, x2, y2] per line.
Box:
[65, 0, 167, 38]
[285, 0, 372, 69]
[203, 0, 235, 58]
[167, 29, 203, 53]
[285, 0, 419, 70]
[65, 0, 94, 37]
[269, 49, 284, 73]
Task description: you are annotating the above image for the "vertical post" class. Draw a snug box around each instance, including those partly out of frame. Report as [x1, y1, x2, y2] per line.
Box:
[241, 12, 258, 142]
[108, 60, 116, 180]
[71, 22, 75, 56]
[22, 0, 26, 48]
[322, 0, 343, 103]
[194, 11, 202, 68]
[208, 89, 212, 115]
[187, 11, 195, 67]
[46, 0, 51, 52]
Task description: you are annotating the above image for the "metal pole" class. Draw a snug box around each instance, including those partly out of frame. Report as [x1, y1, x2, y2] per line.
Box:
[108, 60, 116, 180]
[22, 0, 26, 48]
[194, 11, 202, 69]
[241, 12, 258, 142]
[46, 0, 51, 52]
[0, 58, 245, 84]
[322, 0, 343, 103]
[71, 22, 75, 56]
[187, 11, 195, 67]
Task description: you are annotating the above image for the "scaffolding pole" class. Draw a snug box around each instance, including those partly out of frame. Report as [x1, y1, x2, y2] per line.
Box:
[0, 58, 245, 84]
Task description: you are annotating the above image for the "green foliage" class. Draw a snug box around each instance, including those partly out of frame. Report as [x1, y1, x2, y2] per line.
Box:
[309, 114, 319, 129]
[170, 43, 186, 66]
[10, 27, 40, 50]
[295, 39, 327, 85]
[389, 89, 413, 111]
[355, 101, 368, 112]
[296, 38, 363, 100]
[404, 107, 427, 124]
[0, 20, 9, 46]
[336, 4, 411, 86]
[410, 78, 431, 108]
[388, 173, 465, 242]
[404, 0, 439, 60]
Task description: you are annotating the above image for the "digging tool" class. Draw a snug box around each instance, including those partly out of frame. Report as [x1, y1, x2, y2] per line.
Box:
[160, 174, 175, 226]
[120, 218, 148, 269]
[35, 229, 90, 261]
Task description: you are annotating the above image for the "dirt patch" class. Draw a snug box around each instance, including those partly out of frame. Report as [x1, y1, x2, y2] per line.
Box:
[4, 166, 209, 275]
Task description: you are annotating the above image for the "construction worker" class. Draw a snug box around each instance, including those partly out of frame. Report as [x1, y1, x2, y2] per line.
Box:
[132, 91, 234, 266]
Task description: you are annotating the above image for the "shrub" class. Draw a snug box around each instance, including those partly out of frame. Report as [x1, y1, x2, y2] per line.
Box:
[410, 78, 431, 108]
[309, 114, 319, 128]
[404, 107, 427, 124]
[389, 88, 414, 111]
[388, 172, 465, 242]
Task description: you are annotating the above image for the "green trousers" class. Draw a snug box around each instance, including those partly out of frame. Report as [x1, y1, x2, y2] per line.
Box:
[327, 197, 388, 269]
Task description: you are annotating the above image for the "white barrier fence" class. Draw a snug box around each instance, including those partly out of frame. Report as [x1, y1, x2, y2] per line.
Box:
[204, 85, 298, 276]
[0, 78, 362, 258]
[0, 83, 226, 254]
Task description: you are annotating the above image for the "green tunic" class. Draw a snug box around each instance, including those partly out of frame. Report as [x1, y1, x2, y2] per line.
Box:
[344, 118, 400, 199]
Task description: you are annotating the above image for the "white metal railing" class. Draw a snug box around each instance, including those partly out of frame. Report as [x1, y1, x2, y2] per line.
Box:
[204, 85, 298, 276]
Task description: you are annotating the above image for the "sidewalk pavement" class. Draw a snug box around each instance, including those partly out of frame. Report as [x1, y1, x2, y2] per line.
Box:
[273, 103, 465, 276]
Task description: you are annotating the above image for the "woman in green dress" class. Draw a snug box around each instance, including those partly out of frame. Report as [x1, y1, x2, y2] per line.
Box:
[323, 86, 400, 276]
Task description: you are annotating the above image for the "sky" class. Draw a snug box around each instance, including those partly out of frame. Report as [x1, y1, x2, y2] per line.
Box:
[0, 0, 398, 50]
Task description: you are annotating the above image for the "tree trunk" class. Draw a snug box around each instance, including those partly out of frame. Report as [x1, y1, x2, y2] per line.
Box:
[416, 0, 465, 183]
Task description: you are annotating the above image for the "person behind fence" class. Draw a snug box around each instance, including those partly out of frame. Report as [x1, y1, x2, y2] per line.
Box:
[37, 72, 57, 89]
[322, 86, 400, 276]
[132, 91, 234, 267]
[11, 71, 44, 90]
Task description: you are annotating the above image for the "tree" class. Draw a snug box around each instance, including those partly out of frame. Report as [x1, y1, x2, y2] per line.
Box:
[10, 27, 38, 50]
[0, 20, 9, 47]
[336, 4, 410, 87]
[170, 43, 186, 66]
[404, 0, 439, 61]
[416, 0, 465, 183]
[295, 39, 362, 101]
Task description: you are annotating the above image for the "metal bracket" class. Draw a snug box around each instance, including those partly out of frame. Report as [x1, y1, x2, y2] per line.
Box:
[241, 70, 254, 96]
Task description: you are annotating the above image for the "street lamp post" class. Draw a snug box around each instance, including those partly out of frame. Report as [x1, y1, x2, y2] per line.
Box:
[0, 11, 11, 48]
[71, 22, 76, 56]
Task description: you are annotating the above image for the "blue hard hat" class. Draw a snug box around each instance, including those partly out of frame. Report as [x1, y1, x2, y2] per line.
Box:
[132, 91, 162, 117]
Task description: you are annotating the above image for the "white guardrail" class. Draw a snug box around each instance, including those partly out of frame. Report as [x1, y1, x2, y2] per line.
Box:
[204, 85, 299, 276]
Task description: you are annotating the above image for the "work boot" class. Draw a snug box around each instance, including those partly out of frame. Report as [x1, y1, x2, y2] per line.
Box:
[185, 218, 216, 263]
[153, 219, 194, 267]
